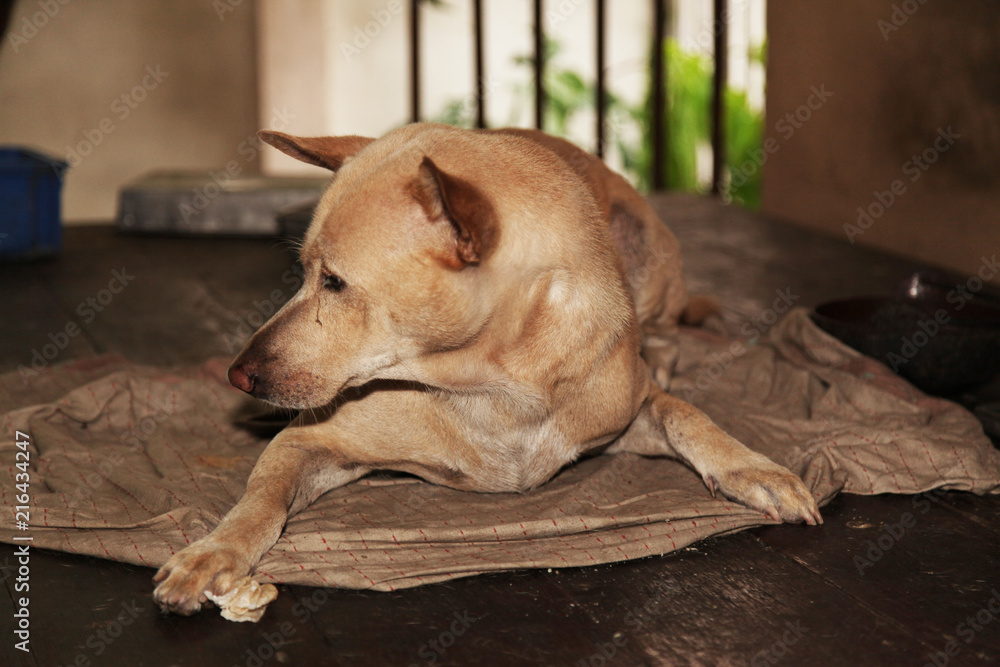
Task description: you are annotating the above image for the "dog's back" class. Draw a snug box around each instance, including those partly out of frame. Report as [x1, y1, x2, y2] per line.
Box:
[485, 128, 692, 334]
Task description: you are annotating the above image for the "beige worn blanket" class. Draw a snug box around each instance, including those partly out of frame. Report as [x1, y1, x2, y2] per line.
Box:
[2, 309, 998, 591]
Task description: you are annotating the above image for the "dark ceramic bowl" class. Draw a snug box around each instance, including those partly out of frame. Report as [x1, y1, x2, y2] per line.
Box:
[811, 271, 1000, 396]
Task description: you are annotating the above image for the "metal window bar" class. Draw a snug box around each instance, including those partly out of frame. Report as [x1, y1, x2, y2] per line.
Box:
[474, 0, 486, 128]
[595, 0, 606, 158]
[651, 0, 668, 190]
[711, 0, 728, 195]
[407, 0, 729, 196]
[533, 0, 545, 130]
[410, 0, 421, 123]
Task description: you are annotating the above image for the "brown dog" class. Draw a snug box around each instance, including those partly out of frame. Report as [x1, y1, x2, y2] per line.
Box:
[153, 123, 821, 615]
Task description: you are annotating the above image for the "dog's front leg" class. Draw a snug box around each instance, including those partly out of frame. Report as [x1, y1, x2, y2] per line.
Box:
[153, 425, 368, 615]
[608, 381, 823, 525]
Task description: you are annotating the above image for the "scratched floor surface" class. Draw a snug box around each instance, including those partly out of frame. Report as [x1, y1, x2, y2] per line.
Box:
[1, 194, 998, 666]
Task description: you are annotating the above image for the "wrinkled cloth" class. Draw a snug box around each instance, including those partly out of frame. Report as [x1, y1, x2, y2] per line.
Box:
[2, 309, 997, 591]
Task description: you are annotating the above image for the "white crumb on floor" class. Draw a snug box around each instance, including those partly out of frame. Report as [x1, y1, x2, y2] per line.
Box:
[205, 577, 279, 623]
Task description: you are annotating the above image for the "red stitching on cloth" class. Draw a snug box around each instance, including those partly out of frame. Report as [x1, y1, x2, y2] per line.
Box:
[151, 483, 186, 508]
[84, 385, 108, 430]
[309, 553, 333, 585]
[949, 440, 974, 491]
[160, 533, 177, 556]
[860, 432, 902, 493]
[312, 523, 332, 550]
[282, 550, 305, 571]
[54, 528, 81, 554]
[257, 569, 277, 582]
[845, 442, 876, 493]
[918, 440, 944, 479]
[93, 531, 113, 559]
[165, 512, 191, 545]
[171, 413, 210, 496]
[192, 390, 229, 440]
[109, 494, 137, 523]
[345, 564, 376, 587]
[212, 472, 238, 505]
[86, 492, 110, 528]
[122, 532, 149, 564]
[890, 436, 919, 488]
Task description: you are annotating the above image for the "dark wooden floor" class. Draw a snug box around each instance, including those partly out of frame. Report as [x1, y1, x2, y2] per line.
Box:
[2, 194, 998, 666]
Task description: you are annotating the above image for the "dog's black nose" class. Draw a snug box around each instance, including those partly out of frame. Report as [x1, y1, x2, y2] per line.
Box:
[228, 364, 257, 395]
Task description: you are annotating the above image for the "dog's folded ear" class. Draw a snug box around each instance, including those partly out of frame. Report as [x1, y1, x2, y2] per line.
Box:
[410, 156, 498, 267]
[258, 130, 375, 172]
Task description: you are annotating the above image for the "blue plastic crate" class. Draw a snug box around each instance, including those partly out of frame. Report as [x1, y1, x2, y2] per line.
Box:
[0, 147, 67, 259]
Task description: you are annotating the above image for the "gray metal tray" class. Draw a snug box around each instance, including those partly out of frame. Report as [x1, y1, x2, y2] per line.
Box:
[117, 171, 328, 236]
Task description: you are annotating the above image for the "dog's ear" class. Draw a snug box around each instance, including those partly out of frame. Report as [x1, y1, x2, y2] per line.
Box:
[258, 130, 375, 171]
[410, 156, 498, 267]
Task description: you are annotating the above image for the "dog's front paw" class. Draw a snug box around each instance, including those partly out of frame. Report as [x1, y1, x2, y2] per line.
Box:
[706, 459, 823, 526]
[153, 539, 250, 616]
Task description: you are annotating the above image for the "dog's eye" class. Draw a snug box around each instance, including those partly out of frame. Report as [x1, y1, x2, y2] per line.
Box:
[322, 273, 346, 292]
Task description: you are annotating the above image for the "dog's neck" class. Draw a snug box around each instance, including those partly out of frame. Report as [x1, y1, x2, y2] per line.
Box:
[377, 266, 636, 405]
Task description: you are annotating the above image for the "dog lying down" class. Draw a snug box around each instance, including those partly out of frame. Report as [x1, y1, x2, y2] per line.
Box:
[153, 123, 822, 617]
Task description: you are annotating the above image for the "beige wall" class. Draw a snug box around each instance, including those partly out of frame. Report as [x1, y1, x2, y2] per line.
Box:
[763, 0, 1000, 278]
[0, 0, 259, 222]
